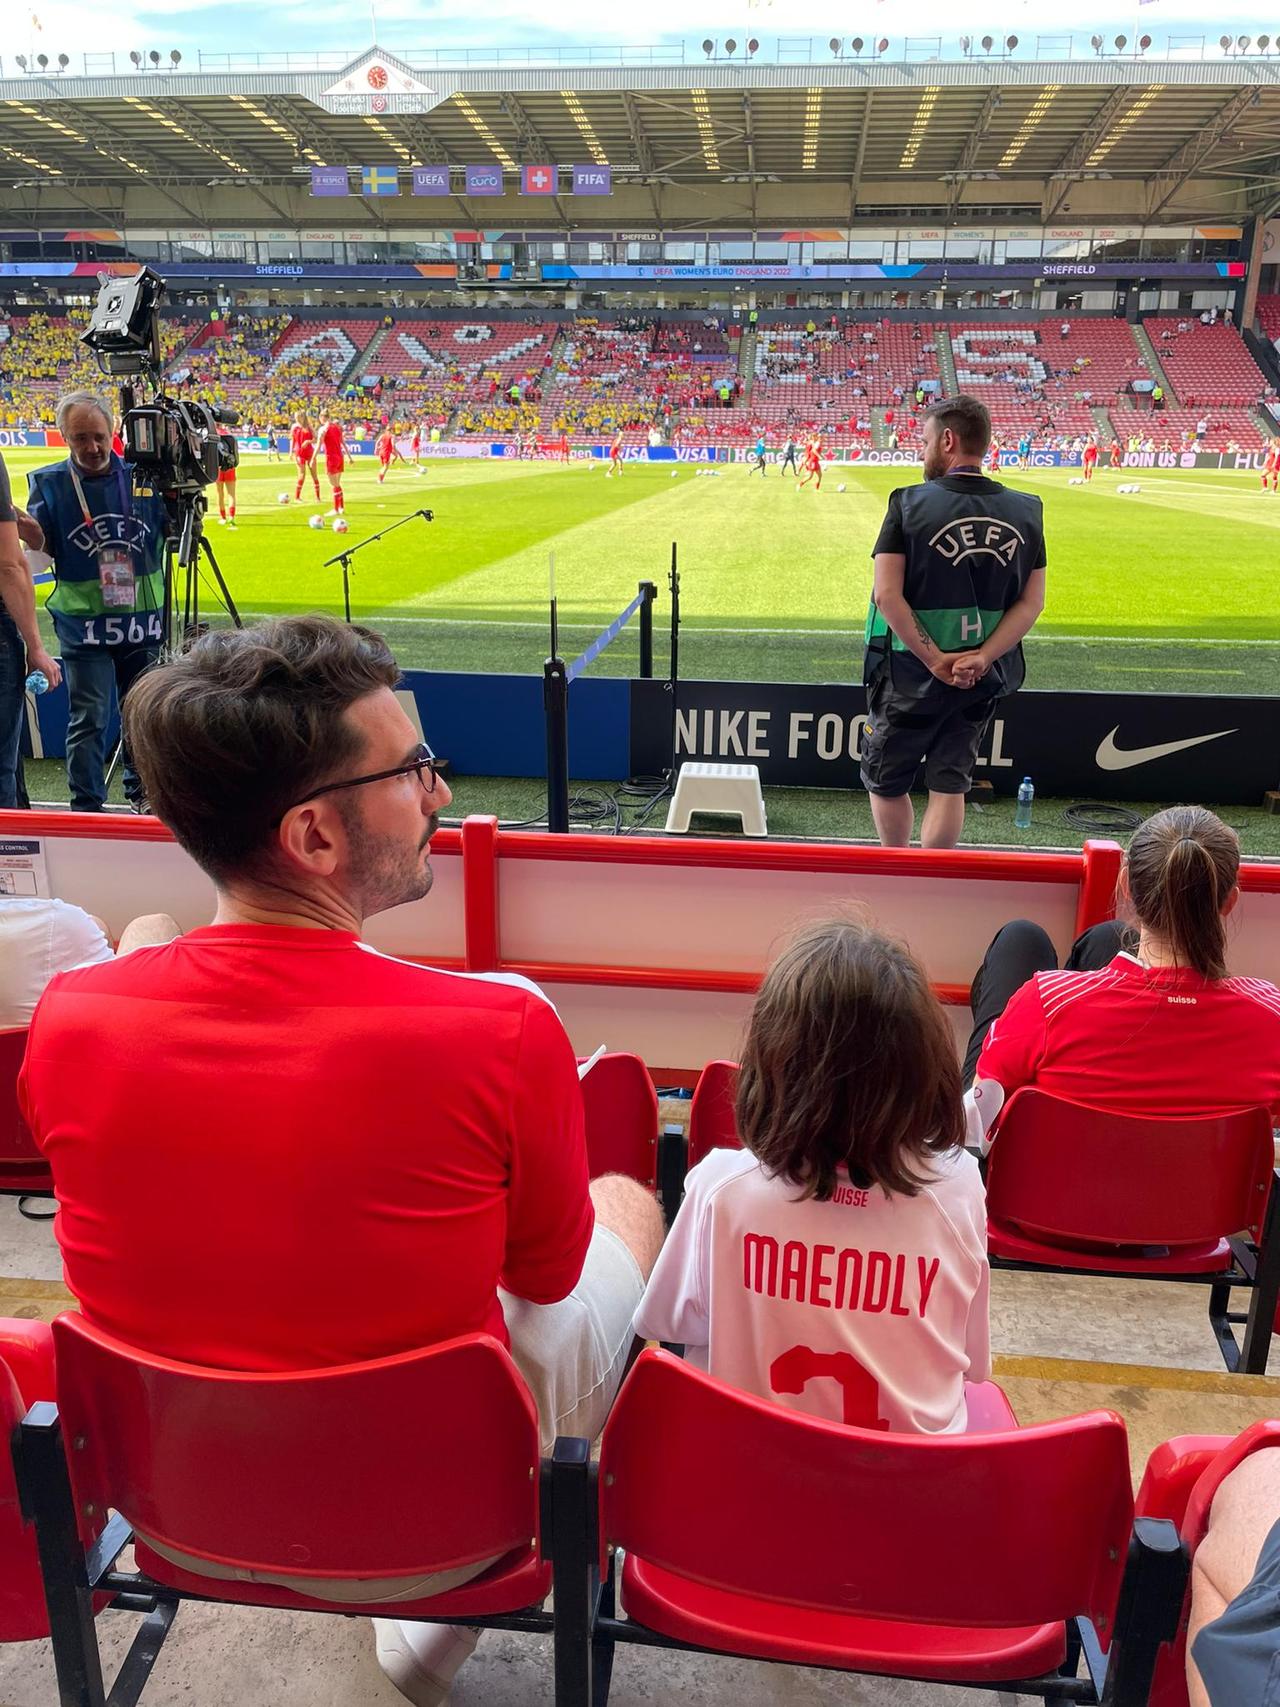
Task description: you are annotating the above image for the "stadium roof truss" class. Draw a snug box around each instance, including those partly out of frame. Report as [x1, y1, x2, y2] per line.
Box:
[3, 50, 1280, 229]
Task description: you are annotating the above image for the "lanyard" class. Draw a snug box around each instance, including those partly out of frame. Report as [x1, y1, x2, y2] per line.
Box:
[66, 459, 130, 532]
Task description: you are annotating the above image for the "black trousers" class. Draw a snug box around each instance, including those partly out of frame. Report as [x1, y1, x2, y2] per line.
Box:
[961, 918, 1135, 1086]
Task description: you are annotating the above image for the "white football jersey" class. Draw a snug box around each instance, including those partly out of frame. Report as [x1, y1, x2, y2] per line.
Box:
[634, 1146, 990, 1434]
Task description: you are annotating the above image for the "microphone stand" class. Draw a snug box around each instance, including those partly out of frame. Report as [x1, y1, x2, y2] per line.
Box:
[322, 508, 435, 624]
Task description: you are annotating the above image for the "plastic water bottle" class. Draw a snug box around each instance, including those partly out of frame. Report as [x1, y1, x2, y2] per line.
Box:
[1015, 776, 1034, 830]
[24, 670, 48, 696]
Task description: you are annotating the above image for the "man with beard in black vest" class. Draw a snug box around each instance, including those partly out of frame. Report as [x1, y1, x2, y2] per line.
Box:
[861, 395, 1046, 849]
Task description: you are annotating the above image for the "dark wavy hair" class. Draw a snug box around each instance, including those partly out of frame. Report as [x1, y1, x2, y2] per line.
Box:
[735, 915, 965, 1202]
[123, 614, 400, 883]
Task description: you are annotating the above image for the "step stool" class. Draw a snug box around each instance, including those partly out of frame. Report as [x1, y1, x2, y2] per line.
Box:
[665, 762, 768, 837]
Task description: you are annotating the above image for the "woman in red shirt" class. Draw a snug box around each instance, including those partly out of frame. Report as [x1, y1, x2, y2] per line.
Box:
[964, 806, 1280, 1149]
[290, 414, 320, 502]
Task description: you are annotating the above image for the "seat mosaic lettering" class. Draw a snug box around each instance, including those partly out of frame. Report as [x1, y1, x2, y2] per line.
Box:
[743, 1233, 940, 1317]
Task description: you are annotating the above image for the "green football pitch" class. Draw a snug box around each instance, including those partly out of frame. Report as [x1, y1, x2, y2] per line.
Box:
[8, 448, 1279, 695]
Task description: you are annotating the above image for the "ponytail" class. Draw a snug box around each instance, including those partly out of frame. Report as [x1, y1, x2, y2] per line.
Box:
[1124, 806, 1239, 981]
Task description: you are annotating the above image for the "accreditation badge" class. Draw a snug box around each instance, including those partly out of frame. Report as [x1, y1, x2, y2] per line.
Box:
[97, 545, 136, 609]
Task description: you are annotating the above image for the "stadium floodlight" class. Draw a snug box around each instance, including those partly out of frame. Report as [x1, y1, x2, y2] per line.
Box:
[877, 37, 888, 52]
[57, 52, 69, 70]
[702, 37, 714, 55]
[1220, 33, 1232, 48]
[1259, 33, 1271, 49]
[1114, 34, 1126, 50]
[1090, 33, 1103, 51]
[981, 34, 993, 51]
[746, 37, 758, 54]
[1138, 33, 1151, 50]
[851, 36, 864, 52]
[1239, 34, 1251, 48]
[170, 49, 181, 66]
[15, 54, 27, 70]
[1006, 35, 1018, 50]
[829, 36, 841, 53]
[960, 34, 971, 52]
[148, 50, 161, 66]
[724, 36, 737, 52]
[129, 50, 142, 66]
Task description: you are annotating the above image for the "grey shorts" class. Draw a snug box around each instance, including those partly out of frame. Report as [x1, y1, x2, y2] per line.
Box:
[860, 676, 999, 797]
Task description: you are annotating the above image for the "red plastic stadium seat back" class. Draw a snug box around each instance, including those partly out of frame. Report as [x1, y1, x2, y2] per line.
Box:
[1148, 1421, 1280, 1707]
[688, 1061, 741, 1170]
[0, 1029, 41, 1167]
[599, 1350, 1132, 1632]
[986, 1090, 1273, 1247]
[51, 1315, 543, 1584]
[0, 1319, 56, 1641]
[579, 1053, 658, 1188]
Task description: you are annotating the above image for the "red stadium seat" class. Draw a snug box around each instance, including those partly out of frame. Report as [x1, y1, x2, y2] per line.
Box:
[986, 1089, 1280, 1373]
[575, 1347, 1184, 1703]
[686, 1059, 741, 1170]
[1146, 1421, 1280, 1707]
[15, 1314, 567, 1707]
[0, 1319, 58, 1641]
[0, 1028, 53, 1203]
[579, 1051, 658, 1188]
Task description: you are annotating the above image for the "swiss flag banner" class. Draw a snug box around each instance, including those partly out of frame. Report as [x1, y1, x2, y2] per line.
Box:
[521, 164, 557, 195]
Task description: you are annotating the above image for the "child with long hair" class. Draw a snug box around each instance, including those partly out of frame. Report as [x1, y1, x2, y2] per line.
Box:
[635, 917, 989, 1433]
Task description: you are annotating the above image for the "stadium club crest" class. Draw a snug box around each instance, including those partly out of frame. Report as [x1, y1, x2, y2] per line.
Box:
[317, 49, 440, 115]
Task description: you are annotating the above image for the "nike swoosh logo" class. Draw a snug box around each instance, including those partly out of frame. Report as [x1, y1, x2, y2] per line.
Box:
[1095, 727, 1237, 771]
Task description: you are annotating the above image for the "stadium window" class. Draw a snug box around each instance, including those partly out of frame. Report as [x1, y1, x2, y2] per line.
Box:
[812, 240, 848, 261]
[718, 242, 753, 261]
[1005, 238, 1043, 259]
[663, 242, 699, 262]
[350, 242, 381, 264]
[942, 236, 982, 260]
[905, 240, 945, 260]
[849, 241, 883, 260]
[1203, 236, 1239, 260]
[627, 241, 661, 262]
[300, 242, 334, 261]
[1092, 237, 1139, 260]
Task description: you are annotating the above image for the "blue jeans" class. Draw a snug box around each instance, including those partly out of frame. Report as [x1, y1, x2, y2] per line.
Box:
[0, 612, 25, 810]
[61, 640, 160, 811]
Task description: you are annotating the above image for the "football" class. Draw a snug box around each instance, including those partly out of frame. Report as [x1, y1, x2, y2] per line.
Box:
[308, 515, 324, 530]
[332, 517, 349, 533]
[276, 492, 290, 505]
[836, 483, 847, 493]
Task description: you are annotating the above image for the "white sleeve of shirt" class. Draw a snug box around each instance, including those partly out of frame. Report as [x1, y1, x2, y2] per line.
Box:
[632, 1148, 753, 1351]
[963, 1078, 1006, 1155]
[930, 1149, 993, 1383]
[51, 901, 114, 975]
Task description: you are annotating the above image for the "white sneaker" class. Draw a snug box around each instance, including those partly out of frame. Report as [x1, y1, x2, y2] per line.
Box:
[373, 1620, 480, 1707]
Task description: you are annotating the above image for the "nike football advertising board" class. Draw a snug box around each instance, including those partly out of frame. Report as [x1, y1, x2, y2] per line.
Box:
[630, 681, 1279, 804]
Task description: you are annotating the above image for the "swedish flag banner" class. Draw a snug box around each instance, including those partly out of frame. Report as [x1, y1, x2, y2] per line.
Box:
[361, 165, 400, 197]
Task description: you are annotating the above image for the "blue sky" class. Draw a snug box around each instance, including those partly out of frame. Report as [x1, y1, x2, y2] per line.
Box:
[20, 0, 1277, 63]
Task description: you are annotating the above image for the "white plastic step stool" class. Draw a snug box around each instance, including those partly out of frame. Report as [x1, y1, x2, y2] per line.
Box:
[665, 762, 768, 836]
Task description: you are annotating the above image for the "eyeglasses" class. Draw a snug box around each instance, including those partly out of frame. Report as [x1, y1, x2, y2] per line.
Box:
[281, 741, 440, 817]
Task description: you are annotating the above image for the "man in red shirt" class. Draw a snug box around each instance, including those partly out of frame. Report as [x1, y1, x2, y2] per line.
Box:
[20, 614, 662, 1704]
[320, 414, 346, 514]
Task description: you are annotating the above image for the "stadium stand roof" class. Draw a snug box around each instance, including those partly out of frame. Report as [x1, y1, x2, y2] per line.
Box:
[2, 43, 1280, 230]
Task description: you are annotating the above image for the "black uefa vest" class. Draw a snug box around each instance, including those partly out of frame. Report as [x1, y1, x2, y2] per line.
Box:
[865, 472, 1045, 700]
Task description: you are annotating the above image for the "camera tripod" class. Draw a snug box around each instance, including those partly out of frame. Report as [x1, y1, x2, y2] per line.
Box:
[162, 487, 242, 652]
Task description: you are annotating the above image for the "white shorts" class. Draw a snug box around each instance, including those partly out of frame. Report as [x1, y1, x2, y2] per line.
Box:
[142, 1224, 644, 1604]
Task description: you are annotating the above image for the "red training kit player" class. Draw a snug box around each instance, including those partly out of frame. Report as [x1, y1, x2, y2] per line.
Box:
[376, 430, 394, 483]
[1082, 442, 1098, 482]
[1264, 444, 1279, 492]
[606, 432, 623, 477]
[291, 420, 320, 501]
[321, 420, 345, 514]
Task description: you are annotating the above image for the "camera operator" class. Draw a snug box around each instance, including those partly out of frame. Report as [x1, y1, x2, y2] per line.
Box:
[0, 449, 62, 809]
[27, 391, 169, 812]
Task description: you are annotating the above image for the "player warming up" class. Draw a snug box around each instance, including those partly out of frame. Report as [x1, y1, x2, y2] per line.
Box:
[1263, 440, 1279, 492]
[215, 431, 237, 529]
[376, 427, 396, 484]
[797, 435, 823, 492]
[290, 414, 320, 503]
[605, 429, 624, 478]
[779, 434, 800, 477]
[1082, 438, 1099, 483]
[321, 415, 346, 516]
[1109, 439, 1122, 472]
